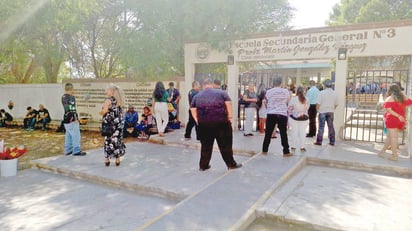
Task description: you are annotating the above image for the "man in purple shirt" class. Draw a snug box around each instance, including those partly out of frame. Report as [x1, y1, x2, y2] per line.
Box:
[190, 78, 242, 171]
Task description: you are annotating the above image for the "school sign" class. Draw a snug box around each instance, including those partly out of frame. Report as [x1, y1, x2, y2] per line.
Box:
[183, 19, 412, 139]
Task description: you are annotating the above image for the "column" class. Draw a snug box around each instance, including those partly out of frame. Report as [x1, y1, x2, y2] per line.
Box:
[408, 56, 412, 157]
[227, 61, 239, 130]
[335, 59, 348, 140]
[296, 67, 302, 87]
[181, 53, 196, 125]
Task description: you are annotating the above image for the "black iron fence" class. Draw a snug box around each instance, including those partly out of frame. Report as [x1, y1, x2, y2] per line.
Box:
[344, 69, 409, 143]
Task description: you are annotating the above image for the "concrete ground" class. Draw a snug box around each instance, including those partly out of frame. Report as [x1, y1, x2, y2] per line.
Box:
[1, 129, 411, 231]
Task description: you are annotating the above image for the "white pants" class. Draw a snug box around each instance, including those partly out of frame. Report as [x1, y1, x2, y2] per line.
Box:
[244, 107, 256, 134]
[289, 118, 307, 149]
[154, 102, 169, 134]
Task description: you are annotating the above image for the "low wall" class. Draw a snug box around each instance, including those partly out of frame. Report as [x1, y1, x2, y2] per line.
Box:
[0, 80, 187, 123]
[0, 84, 63, 121]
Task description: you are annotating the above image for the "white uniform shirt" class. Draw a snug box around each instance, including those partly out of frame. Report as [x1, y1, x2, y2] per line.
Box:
[317, 88, 338, 113]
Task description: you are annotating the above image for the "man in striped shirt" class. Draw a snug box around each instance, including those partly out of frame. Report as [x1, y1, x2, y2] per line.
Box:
[262, 77, 292, 156]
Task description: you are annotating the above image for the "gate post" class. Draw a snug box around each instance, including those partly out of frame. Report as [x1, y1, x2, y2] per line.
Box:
[408, 56, 412, 158]
[228, 60, 239, 130]
[335, 58, 348, 140]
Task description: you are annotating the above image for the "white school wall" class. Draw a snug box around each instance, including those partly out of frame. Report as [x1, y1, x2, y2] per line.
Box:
[0, 84, 64, 121]
[0, 81, 188, 124]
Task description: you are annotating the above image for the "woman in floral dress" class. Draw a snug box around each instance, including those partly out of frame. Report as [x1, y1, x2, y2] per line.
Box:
[100, 83, 126, 166]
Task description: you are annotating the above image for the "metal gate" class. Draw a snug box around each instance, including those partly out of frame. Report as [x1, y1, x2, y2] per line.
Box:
[344, 69, 410, 143]
[194, 73, 226, 86]
[238, 71, 288, 130]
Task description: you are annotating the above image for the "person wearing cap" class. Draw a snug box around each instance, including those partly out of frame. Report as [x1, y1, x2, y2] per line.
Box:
[124, 105, 138, 137]
[314, 79, 338, 146]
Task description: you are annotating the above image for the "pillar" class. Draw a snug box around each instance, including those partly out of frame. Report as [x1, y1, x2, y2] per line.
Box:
[296, 68, 302, 87]
[408, 56, 412, 157]
[227, 61, 239, 130]
[335, 58, 348, 140]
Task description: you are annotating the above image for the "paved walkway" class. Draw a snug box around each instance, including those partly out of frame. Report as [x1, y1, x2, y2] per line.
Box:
[1, 129, 411, 231]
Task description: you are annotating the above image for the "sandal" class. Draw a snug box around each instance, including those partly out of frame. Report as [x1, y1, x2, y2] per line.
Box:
[388, 155, 398, 161]
[115, 157, 121, 166]
[300, 148, 307, 152]
[104, 158, 110, 166]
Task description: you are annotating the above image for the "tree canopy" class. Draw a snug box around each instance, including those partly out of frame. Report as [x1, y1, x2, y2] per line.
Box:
[327, 0, 412, 70]
[328, 0, 411, 26]
[0, 0, 293, 83]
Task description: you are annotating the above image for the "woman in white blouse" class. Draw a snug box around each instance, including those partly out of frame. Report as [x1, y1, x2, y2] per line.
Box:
[288, 86, 309, 152]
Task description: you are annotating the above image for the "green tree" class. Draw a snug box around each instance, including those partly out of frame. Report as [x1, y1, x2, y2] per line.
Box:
[328, 0, 412, 70]
[0, 0, 293, 83]
[328, 0, 411, 25]
[121, 0, 293, 79]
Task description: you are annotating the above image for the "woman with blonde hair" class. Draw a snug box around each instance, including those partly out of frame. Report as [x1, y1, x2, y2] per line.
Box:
[100, 83, 126, 166]
[379, 84, 412, 161]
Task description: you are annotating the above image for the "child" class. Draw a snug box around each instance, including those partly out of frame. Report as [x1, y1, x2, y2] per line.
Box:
[135, 106, 154, 138]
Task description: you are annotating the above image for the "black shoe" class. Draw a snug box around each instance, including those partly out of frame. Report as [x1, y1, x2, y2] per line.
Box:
[228, 163, 242, 170]
[329, 143, 335, 146]
[306, 134, 314, 138]
[64, 152, 72, 156]
[199, 165, 211, 171]
[73, 151, 87, 156]
[313, 142, 322, 146]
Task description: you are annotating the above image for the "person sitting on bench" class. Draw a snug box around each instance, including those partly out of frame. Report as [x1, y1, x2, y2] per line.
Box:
[0, 109, 13, 127]
[23, 106, 38, 130]
[37, 104, 51, 130]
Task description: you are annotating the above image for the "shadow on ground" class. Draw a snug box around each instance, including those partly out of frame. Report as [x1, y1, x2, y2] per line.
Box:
[1, 127, 137, 170]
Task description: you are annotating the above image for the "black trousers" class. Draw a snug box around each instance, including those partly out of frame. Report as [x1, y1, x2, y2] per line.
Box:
[197, 121, 237, 169]
[308, 104, 317, 136]
[262, 114, 290, 154]
[184, 110, 198, 139]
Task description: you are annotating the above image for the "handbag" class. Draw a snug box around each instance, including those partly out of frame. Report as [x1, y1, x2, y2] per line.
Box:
[291, 114, 309, 121]
[167, 102, 175, 112]
[101, 122, 114, 136]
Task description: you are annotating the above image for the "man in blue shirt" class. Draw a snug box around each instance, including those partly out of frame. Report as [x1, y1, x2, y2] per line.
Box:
[124, 105, 138, 137]
[305, 80, 320, 137]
